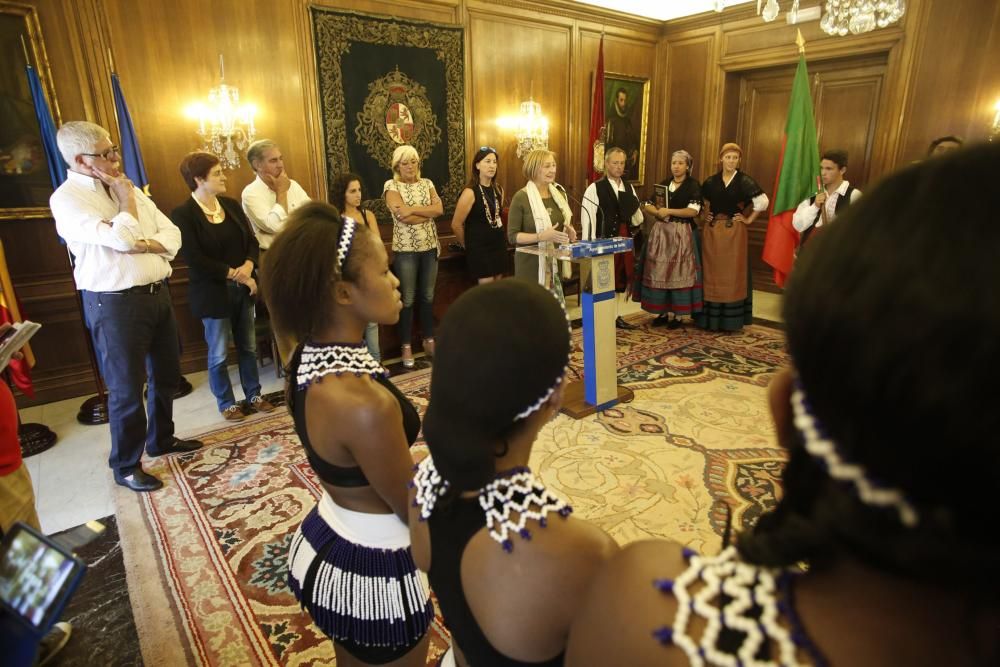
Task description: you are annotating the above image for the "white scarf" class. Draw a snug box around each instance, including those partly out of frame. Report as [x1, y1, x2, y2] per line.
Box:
[525, 180, 573, 286]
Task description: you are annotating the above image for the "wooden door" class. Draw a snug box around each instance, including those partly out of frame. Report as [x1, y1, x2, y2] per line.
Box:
[726, 56, 885, 293]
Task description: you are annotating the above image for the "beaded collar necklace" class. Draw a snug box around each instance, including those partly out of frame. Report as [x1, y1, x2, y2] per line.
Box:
[652, 547, 829, 667]
[296, 341, 388, 390]
[412, 456, 572, 553]
[192, 193, 224, 223]
[478, 184, 502, 229]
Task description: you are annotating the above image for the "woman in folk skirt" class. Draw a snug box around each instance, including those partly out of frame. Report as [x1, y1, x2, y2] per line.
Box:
[634, 149, 706, 329]
[263, 202, 431, 666]
[699, 143, 769, 331]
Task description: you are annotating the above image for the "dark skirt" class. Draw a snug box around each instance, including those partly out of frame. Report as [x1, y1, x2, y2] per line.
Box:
[702, 264, 753, 331]
[287, 495, 432, 662]
[465, 224, 508, 279]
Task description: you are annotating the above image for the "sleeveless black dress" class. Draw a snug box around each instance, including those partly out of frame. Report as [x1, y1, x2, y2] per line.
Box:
[464, 185, 509, 279]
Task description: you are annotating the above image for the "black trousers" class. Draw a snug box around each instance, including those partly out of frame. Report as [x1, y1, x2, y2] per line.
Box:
[82, 286, 181, 475]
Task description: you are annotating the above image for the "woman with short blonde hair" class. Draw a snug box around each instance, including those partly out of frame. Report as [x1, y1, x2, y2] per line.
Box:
[507, 149, 577, 303]
[384, 145, 443, 368]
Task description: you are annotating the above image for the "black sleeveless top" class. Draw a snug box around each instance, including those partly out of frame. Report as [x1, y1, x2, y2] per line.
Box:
[427, 499, 565, 666]
[292, 374, 421, 486]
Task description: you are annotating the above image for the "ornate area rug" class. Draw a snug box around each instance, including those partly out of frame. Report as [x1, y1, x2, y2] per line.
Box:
[116, 318, 788, 665]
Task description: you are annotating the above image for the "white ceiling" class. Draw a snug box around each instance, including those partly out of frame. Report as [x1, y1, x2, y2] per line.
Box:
[571, 0, 755, 22]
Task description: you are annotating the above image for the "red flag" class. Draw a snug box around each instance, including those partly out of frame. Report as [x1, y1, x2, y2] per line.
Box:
[588, 35, 605, 184]
[0, 239, 35, 397]
[763, 54, 820, 288]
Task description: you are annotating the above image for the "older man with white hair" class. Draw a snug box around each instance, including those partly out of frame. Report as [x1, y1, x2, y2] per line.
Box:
[49, 121, 201, 493]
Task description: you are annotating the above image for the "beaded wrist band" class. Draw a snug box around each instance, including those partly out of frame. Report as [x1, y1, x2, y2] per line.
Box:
[791, 383, 918, 528]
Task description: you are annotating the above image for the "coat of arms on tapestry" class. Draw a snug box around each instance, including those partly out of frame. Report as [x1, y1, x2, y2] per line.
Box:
[311, 7, 466, 222]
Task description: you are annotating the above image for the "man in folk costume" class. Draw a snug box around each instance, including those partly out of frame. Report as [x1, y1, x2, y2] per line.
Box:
[792, 149, 862, 248]
[582, 146, 644, 329]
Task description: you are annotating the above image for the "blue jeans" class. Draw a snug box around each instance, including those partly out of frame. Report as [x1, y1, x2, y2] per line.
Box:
[82, 285, 180, 475]
[202, 283, 261, 411]
[393, 249, 438, 344]
[364, 321, 381, 361]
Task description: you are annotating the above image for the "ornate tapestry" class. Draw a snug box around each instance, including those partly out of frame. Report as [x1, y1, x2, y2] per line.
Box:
[311, 7, 465, 221]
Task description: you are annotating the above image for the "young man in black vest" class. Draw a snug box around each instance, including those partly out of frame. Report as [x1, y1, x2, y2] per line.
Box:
[792, 149, 862, 247]
[581, 147, 644, 329]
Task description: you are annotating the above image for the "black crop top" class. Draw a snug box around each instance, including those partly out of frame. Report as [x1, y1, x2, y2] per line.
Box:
[291, 373, 421, 487]
[428, 498, 565, 666]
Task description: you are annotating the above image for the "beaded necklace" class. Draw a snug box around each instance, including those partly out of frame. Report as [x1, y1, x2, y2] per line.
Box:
[412, 457, 572, 553]
[478, 184, 502, 229]
[652, 547, 829, 667]
[192, 193, 224, 223]
[296, 341, 388, 390]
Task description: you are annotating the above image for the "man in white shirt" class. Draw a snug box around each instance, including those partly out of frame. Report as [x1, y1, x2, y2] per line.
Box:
[582, 147, 644, 329]
[792, 149, 862, 247]
[50, 121, 201, 493]
[240, 140, 310, 250]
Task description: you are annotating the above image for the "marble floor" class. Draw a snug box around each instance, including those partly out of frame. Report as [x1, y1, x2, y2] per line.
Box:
[20, 289, 781, 536]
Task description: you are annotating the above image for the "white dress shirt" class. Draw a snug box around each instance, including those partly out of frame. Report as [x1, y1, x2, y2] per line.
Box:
[581, 177, 644, 241]
[241, 175, 310, 249]
[792, 179, 862, 232]
[50, 170, 181, 292]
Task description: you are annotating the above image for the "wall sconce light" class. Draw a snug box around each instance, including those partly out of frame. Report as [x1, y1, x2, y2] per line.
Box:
[991, 99, 1000, 142]
[514, 97, 549, 158]
[184, 55, 257, 170]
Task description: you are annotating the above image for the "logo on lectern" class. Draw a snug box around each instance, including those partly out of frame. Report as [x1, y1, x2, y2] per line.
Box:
[597, 260, 612, 290]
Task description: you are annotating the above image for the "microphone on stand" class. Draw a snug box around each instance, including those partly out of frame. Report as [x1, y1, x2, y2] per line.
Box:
[554, 183, 600, 241]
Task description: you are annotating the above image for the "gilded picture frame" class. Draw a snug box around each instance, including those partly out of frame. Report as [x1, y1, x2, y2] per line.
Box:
[603, 72, 649, 186]
[0, 3, 60, 220]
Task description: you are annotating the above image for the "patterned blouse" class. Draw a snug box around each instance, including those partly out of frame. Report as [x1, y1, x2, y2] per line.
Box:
[383, 177, 440, 254]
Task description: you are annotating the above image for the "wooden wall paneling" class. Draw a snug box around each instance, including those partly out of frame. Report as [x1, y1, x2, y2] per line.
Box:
[464, 7, 573, 206]
[894, 0, 1000, 162]
[663, 33, 718, 184]
[813, 62, 886, 189]
[576, 28, 658, 199]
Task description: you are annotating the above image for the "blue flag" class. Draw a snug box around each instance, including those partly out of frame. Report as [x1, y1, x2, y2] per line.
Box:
[111, 72, 150, 192]
[25, 65, 65, 191]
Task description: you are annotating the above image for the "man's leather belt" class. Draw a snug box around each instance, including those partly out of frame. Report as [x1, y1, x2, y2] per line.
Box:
[103, 281, 164, 295]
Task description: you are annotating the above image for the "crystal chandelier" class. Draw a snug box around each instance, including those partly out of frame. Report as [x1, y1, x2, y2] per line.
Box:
[754, 0, 905, 35]
[515, 97, 549, 158]
[820, 0, 906, 35]
[185, 55, 257, 170]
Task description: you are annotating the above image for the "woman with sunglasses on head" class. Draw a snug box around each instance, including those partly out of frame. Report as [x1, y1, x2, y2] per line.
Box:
[332, 172, 382, 361]
[567, 144, 1000, 666]
[410, 280, 618, 666]
[451, 147, 508, 284]
[263, 202, 432, 667]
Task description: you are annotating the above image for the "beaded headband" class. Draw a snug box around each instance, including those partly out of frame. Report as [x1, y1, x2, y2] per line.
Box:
[791, 382, 919, 527]
[514, 365, 569, 420]
[336, 216, 358, 274]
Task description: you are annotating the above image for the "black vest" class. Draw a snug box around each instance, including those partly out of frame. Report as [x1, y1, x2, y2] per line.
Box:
[801, 184, 854, 246]
[593, 178, 640, 239]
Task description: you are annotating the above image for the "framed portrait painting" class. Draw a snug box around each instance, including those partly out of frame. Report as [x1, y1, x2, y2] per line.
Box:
[603, 72, 649, 186]
[0, 3, 60, 220]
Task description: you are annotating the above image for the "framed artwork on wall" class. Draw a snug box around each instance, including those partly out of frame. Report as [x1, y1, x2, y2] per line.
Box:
[0, 3, 60, 220]
[603, 72, 649, 186]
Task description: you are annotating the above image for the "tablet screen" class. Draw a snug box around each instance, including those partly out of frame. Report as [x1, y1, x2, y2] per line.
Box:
[0, 525, 83, 632]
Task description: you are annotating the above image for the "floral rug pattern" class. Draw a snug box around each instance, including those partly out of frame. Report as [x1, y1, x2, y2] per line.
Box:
[127, 318, 788, 665]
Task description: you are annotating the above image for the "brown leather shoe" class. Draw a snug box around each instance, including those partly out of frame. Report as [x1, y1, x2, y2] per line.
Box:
[222, 405, 246, 421]
[249, 396, 276, 413]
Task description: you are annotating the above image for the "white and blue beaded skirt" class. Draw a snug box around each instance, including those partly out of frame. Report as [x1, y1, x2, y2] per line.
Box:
[287, 492, 433, 649]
